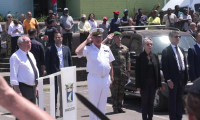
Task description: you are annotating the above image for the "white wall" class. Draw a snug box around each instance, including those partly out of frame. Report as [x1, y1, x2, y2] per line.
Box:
[0, 0, 33, 18]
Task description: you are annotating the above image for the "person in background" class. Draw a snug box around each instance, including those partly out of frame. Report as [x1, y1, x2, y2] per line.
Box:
[0, 75, 54, 120]
[174, 5, 183, 18]
[186, 78, 200, 120]
[99, 17, 110, 40]
[189, 9, 194, 22]
[45, 10, 54, 28]
[197, 23, 200, 31]
[60, 8, 74, 50]
[5, 14, 13, 56]
[28, 28, 45, 77]
[44, 19, 58, 47]
[159, 10, 164, 25]
[193, 13, 200, 26]
[120, 9, 130, 26]
[179, 8, 192, 31]
[136, 38, 162, 120]
[128, 18, 134, 30]
[186, 22, 196, 35]
[88, 13, 97, 31]
[135, 8, 148, 30]
[8, 19, 24, 54]
[10, 35, 39, 120]
[148, 10, 160, 25]
[163, 8, 177, 27]
[23, 11, 39, 35]
[78, 14, 91, 44]
[109, 11, 121, 33]
[0, 24, 2, 52]
[188, 31, 200, 82]
[19, 14, 26, 25]
[54, 13, 59, 22]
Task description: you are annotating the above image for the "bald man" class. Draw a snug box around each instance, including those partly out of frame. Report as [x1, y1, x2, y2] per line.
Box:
[187, 22, 196, 35]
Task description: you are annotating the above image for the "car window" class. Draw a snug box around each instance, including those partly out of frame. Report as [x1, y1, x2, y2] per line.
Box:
[130, 39, 140, 54]
[151, 35, 196, 54]
[122, 36, 131, 48]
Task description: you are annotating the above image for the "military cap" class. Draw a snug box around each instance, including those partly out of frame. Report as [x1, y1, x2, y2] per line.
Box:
[90, 28, 104, 36]
[188, 78, 200, 96]
[113, 31, 122, 36]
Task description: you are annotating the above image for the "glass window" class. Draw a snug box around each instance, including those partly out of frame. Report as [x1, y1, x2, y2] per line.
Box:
[130, 39, 140, 54]
[151, 35, 196, 54]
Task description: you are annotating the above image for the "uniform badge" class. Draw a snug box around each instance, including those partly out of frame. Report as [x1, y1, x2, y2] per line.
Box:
[104, 50, 109, 52]
[66, 83, 74, 103]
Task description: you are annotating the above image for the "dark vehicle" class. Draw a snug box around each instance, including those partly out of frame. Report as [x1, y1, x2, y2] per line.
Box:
[120, 30, 195, 112]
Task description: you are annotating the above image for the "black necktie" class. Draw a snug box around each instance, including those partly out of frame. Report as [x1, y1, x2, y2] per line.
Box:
[175, 47, 183, 71]
[27, 53, 38, 85]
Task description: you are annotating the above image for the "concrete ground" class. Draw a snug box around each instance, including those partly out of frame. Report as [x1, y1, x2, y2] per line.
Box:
[0, 81, 188, 120]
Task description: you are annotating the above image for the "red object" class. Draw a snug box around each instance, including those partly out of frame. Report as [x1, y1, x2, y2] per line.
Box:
[44, 38, 47, 41]
[103, 17, 107, 20]
[113, 11, 119, 14]
[52, 0, 57, 5]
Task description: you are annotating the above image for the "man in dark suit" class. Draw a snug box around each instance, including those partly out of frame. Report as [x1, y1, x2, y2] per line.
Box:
[45, 32, 73, 111]
[188, 31, 200, 82]
[162, 30, 188, 120]
[28, 28, 45, 77]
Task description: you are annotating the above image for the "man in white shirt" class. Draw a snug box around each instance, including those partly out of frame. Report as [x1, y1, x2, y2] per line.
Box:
[75, 28, 115, 120]
[162, 31, 188, 120]
[163, 8, 178, 27]
[179, 8, 192, 31]
[10, 35, 39, 119]
[8, 19, 24, 54]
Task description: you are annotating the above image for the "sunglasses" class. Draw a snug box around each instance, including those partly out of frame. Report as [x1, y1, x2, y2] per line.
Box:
[8, 17, 12, 18]
[174, 36, 181, 38]
[146, 43, 153, 46]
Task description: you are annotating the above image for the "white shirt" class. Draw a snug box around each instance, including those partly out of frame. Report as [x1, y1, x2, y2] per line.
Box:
[0, 24, 2, 38]
[88, 20, 97, 31]
[78, 43, 115, 77]
[55, 44, 64, 68]
[10, 49, 39, 86]
[171, 44, 185, 71]
[163, 13, 177, 27]
[8, 24, 24, 37]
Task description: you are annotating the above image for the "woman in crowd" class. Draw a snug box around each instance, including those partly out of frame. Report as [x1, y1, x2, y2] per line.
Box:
[4, 14, 13, 56]
[88, 13, 97, 30]
[148, 10, 161, 25]
[8, 19, 24, 54]
[136, 38, 162, 120]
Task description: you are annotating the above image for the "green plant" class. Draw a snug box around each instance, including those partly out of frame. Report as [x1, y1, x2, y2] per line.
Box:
[36, 14, 48, 22]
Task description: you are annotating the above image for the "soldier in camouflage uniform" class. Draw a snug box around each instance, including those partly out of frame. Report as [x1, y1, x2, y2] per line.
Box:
[109, 31, 131, 113]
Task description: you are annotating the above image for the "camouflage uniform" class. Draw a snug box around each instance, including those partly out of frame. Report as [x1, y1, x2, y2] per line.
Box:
[110, 43, 130, 109]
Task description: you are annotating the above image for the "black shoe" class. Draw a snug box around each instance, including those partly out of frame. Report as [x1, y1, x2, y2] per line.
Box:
[118, 108, 126, 113]
[113, 108, 119, 113]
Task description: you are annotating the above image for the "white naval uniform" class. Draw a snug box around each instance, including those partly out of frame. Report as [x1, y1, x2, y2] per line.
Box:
[78, 43, 115, 120]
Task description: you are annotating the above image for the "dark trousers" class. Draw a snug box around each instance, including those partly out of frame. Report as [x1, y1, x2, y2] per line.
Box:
[140, 83, 156, 120]
[80, 33, 88, 44]
[16, 82, 36, 120]
[168, 72, 185, 120]
[63, 33, 72, 50]
[11, 36, 19, 55]
[55, 77, 58, 109]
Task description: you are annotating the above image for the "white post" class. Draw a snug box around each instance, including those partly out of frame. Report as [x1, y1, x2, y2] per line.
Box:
[49, 75, 55, 119]
[38, 78, 44, 110]
[61, 66, 77, 120]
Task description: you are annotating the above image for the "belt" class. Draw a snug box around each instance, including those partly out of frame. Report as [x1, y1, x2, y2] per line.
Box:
[179, 70, 184, 73]
[89, 73, 109, 78]
[19, 82, 36, 87]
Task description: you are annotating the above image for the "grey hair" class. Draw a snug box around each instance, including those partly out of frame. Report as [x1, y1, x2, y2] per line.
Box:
[7, 14, 12, 18]
[169, 30, 180, 38]
[142, 38, 152, 45]
[197, 23, 200, 27]
[17, 35, 29, 45]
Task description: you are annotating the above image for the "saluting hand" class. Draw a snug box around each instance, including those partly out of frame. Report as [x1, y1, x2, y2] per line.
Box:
[107, 33, 114, 40]
[168, 81, 174, 89]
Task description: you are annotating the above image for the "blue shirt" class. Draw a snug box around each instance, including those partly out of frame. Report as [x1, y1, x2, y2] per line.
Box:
[174, 11, 183, 18]
[109, 18, 121, 33]
[120, 16, 130, 26]
[136, 15, 148, 26]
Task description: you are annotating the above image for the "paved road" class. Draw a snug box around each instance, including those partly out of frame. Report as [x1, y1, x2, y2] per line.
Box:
[0, 86, 188, 120]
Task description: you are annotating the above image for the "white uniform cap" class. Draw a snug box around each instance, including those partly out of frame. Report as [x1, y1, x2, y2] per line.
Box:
[90, 28, 104, 36]
[64, 8, 68, 11]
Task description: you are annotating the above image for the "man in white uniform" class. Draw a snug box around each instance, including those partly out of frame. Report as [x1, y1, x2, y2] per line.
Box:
[75, 28, 115, 120]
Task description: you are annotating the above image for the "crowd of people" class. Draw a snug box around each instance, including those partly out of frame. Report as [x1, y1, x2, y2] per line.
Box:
[0, 4, 200, 120]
